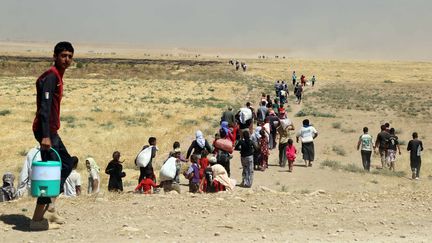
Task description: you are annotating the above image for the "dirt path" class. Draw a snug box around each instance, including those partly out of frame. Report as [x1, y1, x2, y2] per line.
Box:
[1, 154, 431, 242]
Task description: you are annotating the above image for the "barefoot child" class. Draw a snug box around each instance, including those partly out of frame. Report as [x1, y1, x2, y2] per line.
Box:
[285, 139, 297, 172]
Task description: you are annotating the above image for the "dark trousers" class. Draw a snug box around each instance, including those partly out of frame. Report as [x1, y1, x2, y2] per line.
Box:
[139, 166, 155, 184]
[361, 150, 372, 171]
[219, 160, 231, 177]
[34, 131, 73, 205]
[410, 157, 422, 177]
[278, 142, 288, 167]
[138, 167, 146, 184]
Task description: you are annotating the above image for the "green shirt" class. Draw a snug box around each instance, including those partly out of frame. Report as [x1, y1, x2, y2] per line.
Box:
[359, 134, 373, 151]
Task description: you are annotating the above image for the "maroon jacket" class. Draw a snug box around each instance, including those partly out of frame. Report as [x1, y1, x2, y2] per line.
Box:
[32, 66, 63, 137]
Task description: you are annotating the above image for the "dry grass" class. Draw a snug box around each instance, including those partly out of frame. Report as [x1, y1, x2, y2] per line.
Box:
[0, 57, 260, 181]
[1, 54, 432, 185]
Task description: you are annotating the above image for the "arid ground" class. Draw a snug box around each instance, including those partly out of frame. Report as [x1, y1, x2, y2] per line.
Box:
[0, 43, 432, 242]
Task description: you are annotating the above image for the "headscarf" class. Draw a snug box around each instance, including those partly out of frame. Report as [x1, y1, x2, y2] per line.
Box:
[86, 157, 100, 173]
[220, 121, 230, 136]
[196, 130, 206, 149]
[211, 164, 235, 191]
[251, 127, 262, 143]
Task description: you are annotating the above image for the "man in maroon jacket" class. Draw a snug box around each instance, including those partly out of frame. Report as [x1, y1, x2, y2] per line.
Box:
[30, 42, 75, 231]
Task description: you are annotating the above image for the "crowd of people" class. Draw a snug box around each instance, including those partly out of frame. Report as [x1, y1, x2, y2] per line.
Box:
[0, 42, 426, 232]
[229, 59, 247, 71]
[357, 123, 424, 179]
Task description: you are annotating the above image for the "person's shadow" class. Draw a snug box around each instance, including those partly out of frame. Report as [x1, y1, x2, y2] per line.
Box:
[0, 214, 31, 232]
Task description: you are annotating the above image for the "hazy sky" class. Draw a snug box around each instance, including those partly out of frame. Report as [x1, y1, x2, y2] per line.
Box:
[1, 0, 431, 60]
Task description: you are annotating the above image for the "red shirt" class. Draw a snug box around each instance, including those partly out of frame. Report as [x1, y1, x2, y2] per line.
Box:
[135, 178, 158, 194]
[32, 66, 63, 137]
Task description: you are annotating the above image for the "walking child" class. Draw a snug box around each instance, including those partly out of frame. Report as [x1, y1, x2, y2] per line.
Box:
[183, 154, 200, 193]
[285, 139, 297, 172]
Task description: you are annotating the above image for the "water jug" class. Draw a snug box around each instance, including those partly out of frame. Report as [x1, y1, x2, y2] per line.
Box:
[31, 148, 61, 197]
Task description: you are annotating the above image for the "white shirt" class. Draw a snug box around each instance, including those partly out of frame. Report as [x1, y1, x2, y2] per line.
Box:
[64, 170, 81, 197]
[297, 126, 318, 143]
[16, 147, 41, 197]
[88, 169, 100, 194]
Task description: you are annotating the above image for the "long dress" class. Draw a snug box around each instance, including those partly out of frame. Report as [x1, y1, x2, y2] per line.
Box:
[105, 161, 125, 191]
[259, 137, 270, 170]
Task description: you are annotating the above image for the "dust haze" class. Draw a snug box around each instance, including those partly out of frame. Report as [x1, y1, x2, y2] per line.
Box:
[0, 0, 431, 60]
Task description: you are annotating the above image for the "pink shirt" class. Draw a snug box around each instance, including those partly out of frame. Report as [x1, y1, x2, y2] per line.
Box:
[285, 145, 297, 161]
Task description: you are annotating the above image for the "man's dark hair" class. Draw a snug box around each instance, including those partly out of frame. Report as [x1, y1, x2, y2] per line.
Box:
[173, 141, 180, 149]
[246, 102, 251, 107]
[303, 119, 310, 126]
[380, 125, 386, 131]
[148, 137, 157, 145]
[389, 128, 395, 134]
[363, 127, 368, 133]
[261, 101, 266, 106]
[412, 132, 418, 139]
[145, 170, 153, 178]
[243, 130, 250, 140]
[219, 129, 227, 138]
[384, 122, 390, 128]
[71, 156, 79, 169]
[54, 41, 74, 55]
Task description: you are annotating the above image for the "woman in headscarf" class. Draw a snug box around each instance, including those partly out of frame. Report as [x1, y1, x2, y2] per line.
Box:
[186, 130, 213, 160]
[1, 172, 16, 202]
[213, 129, 234, 177]
[220, 121, 235, 144]
[211, 164, 235, 191]
[85, 158, 100, 194]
